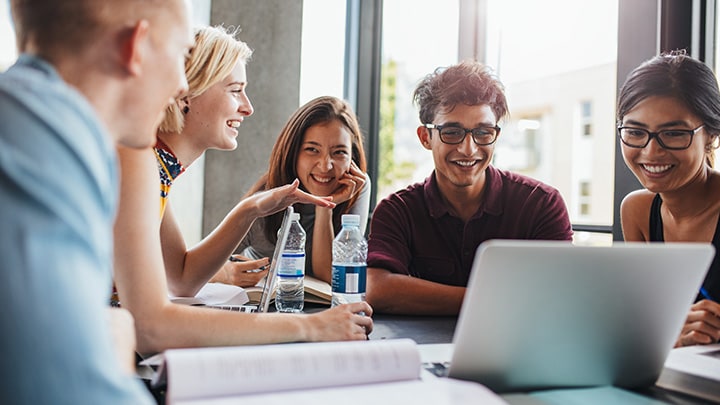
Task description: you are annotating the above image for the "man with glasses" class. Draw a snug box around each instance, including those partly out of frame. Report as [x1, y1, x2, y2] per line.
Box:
[365, 60, 573, 315]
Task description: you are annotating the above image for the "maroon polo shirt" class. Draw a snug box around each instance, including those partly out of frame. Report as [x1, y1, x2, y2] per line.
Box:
[367, 165, 573, 286]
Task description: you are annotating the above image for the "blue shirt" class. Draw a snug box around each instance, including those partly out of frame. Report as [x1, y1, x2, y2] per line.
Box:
[368, 166, 573, 286]
[0, 55, 153, 404]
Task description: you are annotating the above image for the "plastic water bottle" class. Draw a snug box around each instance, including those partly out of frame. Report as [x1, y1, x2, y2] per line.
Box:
[331, 214, 367, 307]
[276, 212, 305, 312]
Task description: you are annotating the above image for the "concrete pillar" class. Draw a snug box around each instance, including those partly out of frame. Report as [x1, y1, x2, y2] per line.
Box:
[203, 0, 303, 237]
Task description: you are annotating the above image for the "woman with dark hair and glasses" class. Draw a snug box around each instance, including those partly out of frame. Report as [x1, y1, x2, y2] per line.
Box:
[619, 50, 720, 347]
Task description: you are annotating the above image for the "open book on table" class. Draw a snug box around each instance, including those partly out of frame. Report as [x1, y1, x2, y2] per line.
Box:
[141, 338, 506, 405]
[655, 342, 720, 403]
[168, 275, 331, 308]
[245, 274, 332, 306]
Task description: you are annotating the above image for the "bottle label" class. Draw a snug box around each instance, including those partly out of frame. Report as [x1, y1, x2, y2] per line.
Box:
[278, 252, 305, 277]
[331, 264, 366, 293]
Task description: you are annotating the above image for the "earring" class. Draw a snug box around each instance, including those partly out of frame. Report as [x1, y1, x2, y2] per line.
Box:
[182, 106, 190, 115]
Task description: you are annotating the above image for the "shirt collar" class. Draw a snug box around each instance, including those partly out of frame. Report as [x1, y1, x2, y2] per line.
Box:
[15, 54, 60, 80]
[154, 138, 185, 180]
[423, 165, 504, 219]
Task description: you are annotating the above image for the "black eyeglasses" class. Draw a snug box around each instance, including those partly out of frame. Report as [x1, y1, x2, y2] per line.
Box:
[424, 123, 501, 145]
[617, 125, 703, 150]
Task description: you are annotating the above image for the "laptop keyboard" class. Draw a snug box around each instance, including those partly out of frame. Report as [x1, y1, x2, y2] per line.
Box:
[202, 305, 257, 312]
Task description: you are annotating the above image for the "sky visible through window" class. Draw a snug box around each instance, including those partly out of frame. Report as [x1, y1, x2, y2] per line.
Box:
[0, 0, 16, 70]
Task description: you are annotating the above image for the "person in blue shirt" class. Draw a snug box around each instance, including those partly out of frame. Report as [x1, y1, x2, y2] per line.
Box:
[0, 0, 193, 403]
[619, 50, 720, 347]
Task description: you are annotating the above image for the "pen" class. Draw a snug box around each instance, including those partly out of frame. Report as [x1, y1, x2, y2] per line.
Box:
[228, 256, 269, 272]
[700, 287, 717, 303]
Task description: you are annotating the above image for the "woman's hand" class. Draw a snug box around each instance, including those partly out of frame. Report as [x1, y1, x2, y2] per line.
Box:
[250, 179, 335, 218]
[328, 161, 366, 205]
[209, 255, 270, 288]
[675, 299, 720, 347]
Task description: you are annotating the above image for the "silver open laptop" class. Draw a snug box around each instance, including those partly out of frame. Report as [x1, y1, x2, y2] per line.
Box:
[447, 240, 714, 392]
[254, 206, 294, 313]
[204, 206, 293, 313]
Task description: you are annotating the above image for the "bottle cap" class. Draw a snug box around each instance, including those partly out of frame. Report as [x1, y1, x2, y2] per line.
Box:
[341, 214, 360, 226]
[290, 212, 300, 221]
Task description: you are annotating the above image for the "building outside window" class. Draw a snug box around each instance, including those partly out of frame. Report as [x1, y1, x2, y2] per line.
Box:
[377, 0, 618, 245]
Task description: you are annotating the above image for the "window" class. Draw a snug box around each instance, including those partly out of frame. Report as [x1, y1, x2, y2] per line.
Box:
[580, 100, 593, 136]
[300, 0, 346, 103]
[374, 0, 617, 246]
[578, 180, 591, 216]
[376, 0, 459, 201]
[495, 117, 542, 173]
[0, 3, 16, 71]
[485, 0, 617, 231]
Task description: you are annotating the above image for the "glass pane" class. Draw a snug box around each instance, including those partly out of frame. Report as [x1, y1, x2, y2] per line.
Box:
[0, 1, 17, 71]
[377, 0, 459, 200]
[715, 5, 720, 165]
[487, 0, 618, 230]
[300, 0, 346, 104]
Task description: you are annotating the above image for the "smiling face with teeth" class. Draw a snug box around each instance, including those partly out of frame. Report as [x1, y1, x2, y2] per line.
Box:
[182, 60, 254, 153]
[295, 119, 353, 196]
[418, 103, 498, 198]
[620, 95, 709, 193]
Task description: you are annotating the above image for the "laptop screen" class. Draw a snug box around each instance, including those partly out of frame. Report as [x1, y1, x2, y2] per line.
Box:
[256, 206, 294, 313]
[449, 240, 714, 392]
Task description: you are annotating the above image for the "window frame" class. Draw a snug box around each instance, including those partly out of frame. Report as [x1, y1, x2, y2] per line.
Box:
[344, 0, 713, 241]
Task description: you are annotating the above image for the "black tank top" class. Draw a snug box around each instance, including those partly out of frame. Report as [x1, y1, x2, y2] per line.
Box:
[649, 194, 720, 302]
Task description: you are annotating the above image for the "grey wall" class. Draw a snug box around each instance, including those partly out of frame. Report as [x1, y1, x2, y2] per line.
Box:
[203, 0, 304, 237]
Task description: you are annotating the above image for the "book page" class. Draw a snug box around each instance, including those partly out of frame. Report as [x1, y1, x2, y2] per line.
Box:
[304, 275, 331, 303]
[173, 378, 507, 405]
[246, 275, 331, 305]
[655, 343, 720, 403]
[165, 338, 421, 403]
[662, 343, 720, 381]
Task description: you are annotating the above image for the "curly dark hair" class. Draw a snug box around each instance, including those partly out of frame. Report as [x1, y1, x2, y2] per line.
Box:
[412, 59, 508, 125]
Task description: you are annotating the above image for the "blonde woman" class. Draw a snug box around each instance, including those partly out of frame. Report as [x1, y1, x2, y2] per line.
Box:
[113, 25, 372, 355]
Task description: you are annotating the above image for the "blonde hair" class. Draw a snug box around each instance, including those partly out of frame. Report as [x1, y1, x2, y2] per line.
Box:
[159, 25, 253, 133]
